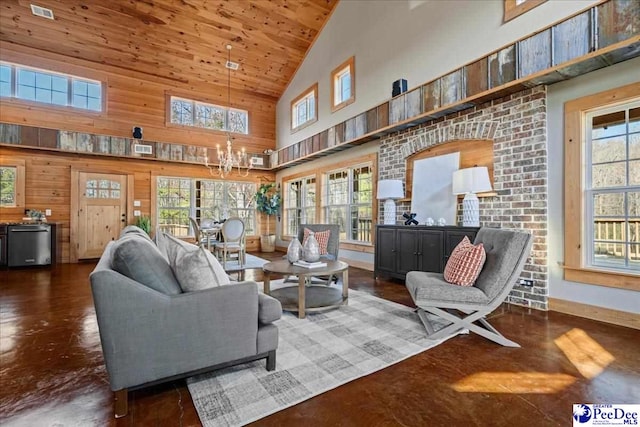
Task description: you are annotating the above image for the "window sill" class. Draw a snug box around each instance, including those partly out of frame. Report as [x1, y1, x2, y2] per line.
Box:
[562, 265, 639, 291]
[331, 97, 355, 113]
[291, 118, 317, 134]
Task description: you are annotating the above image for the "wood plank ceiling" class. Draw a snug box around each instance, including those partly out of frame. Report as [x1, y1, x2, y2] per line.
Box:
[0, 0, 338, 100]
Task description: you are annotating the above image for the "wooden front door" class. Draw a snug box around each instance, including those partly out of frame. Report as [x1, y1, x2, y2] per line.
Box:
[77, 172, 127, 259]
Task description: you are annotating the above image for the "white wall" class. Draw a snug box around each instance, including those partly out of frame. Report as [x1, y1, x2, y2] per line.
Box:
[547, 57, 640, 314]
[276, 0, 600, 149]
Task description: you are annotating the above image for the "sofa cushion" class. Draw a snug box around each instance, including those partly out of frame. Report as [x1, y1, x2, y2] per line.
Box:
[443, 236, 486, 286]
[174, 246, 231, 292]
[120, 225, 152, 242]
[111, 233, 182, 295]
[406, 271, 489, 306]
[303, 228, 330, 255]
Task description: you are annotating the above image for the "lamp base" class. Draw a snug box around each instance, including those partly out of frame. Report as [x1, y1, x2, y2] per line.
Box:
[383, 199, 397, 225]
[461, 193, 480, 227]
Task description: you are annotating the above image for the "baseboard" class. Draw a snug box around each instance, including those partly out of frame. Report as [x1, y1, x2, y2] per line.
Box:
[548, 297, 639, 330]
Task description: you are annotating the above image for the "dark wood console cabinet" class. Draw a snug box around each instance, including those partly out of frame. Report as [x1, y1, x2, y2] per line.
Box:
[374, 225, 480, 280]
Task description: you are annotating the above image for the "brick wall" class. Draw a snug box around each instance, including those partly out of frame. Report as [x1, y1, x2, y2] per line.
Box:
[378, 86, 548, 310]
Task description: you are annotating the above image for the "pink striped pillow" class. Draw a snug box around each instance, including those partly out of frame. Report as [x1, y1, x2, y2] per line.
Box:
[303, 228, 330, 255]
[443, 236, 486, 286]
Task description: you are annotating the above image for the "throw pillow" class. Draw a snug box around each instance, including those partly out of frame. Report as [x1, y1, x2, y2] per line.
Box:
[173, 246, 230, 292]
[111, 233, 182, 295]
[443, 236, 486, 286]
[303, 228, 330, 255]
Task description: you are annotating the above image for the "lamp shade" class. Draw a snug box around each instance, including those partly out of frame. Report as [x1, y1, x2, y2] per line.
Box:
[452, 167, 492, 195]
[377, 179, 404, 199]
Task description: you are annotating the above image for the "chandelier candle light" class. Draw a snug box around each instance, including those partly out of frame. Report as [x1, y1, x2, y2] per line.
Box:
[452, 166, 492, 227]
[204, 44, 253, 178]
[377, 179, 404, 225]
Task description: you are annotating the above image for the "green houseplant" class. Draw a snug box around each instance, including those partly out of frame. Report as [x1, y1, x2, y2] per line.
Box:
[135, 215, 152, 236]
[255, 183, 281, 252]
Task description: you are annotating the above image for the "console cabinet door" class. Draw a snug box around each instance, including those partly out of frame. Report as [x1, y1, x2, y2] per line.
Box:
[396, 229, 420, 275]
[375, 227, 397, 275]
[444, 229, 479, 265]
[419, 230, 444, 272]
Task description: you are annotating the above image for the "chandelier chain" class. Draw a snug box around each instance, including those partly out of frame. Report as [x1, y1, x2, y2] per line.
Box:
[204, 43, 253, 178]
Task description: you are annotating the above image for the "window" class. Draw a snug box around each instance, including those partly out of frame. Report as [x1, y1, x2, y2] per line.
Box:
[283, 176, 316, 236]
[85, 179, 121, 199]
[585, 101, 640, 272]
[156, 177, 256, 237]
[564, 83, 640, 290]
[0, 160, 25, 209]
[169, 96, 248, 134]
[324, 164, 373, 243]
[0, 166, 17, 206]
[503, 0, 547, 22]
[290, 83, 318, 132]
[0, 62, 102, 111]
[330, 57, 355, 112]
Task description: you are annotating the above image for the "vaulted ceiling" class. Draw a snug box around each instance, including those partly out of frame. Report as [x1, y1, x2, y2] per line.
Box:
[0, 0, 338, 100]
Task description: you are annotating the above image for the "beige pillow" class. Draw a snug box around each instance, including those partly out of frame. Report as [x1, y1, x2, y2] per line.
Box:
[155, 232, 230, 290]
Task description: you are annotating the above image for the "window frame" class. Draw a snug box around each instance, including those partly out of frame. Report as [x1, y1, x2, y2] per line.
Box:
[166, 94, 249, 135]
[323, 161, 374, 244]
[563, 82, 640, 291]
[290, 83, 318, 133]
[0, 62, 104, 113]
[503, 0, 547, 23]
[282, 174, 317, 237]
[0, 159, 25, 212]
[330, 56, 355, 113]
[154, 176, 257, 238]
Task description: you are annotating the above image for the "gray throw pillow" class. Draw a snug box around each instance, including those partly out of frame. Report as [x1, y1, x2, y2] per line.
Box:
[155, 232, 197, 264]
[111, 234, 182, 295]
[173, 246, 231, 292]
[120, 225, 152, 242]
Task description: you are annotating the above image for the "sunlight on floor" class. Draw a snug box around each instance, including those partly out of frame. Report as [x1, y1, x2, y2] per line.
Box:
[452, 372, 576, 393]
[554, 328, 615, 379]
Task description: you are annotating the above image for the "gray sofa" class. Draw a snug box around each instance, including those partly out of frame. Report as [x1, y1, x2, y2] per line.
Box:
[90, 227, 282, 418]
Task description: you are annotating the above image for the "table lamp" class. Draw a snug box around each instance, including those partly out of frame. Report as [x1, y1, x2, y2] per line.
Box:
[452, 167, 492, 227]
[377, 180, 404, 225]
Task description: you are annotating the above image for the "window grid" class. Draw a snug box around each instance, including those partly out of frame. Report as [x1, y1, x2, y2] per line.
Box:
[585, 100, 640, 272]
[169, 96, 248, 135]
[330, 57, 355, 112]
[324, 164, 373, 243]
[283, 176, 316, 236]
[1, 62, 101, 111]
[290, 83, 318, 131]
[0, 166, 17, 207]
[157, 177, 256, 237]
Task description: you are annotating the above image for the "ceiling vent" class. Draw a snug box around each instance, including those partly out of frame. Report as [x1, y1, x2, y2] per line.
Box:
[31, 4, 54, 20]
[225, 61, 239, 71]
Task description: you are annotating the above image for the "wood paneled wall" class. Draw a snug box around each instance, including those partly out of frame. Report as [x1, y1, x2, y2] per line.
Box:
[0, 146, 275, 263]
[0, 42, 276, 154]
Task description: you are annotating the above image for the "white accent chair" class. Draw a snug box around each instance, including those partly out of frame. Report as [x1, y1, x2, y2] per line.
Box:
[215, 217, 246, 269]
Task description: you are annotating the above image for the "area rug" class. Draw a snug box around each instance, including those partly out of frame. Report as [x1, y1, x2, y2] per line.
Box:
[186, 282, 459, 426]
[222, 254, 268, 272]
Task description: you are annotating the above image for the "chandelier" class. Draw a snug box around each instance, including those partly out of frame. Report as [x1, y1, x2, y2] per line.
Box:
[204, 44, 253, 178]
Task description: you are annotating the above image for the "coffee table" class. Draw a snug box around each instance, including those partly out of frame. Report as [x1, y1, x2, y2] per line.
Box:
[262, 259, 349, 319]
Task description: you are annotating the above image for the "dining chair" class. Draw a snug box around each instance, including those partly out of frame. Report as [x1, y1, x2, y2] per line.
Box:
[214, 217, 246, 268]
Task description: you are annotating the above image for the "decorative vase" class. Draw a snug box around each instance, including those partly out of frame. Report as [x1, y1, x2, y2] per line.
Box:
[287, 237, 303, 263]
[302, 232, 320, 262]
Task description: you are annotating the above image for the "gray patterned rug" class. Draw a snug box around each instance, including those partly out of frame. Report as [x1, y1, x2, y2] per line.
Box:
[186, 283, 458, 426]
[222, 254, 268, 272]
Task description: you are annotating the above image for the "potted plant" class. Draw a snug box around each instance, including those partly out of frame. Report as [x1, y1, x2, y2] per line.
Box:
[135, 215, 152, 236]
[255, 183, 281, 252]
